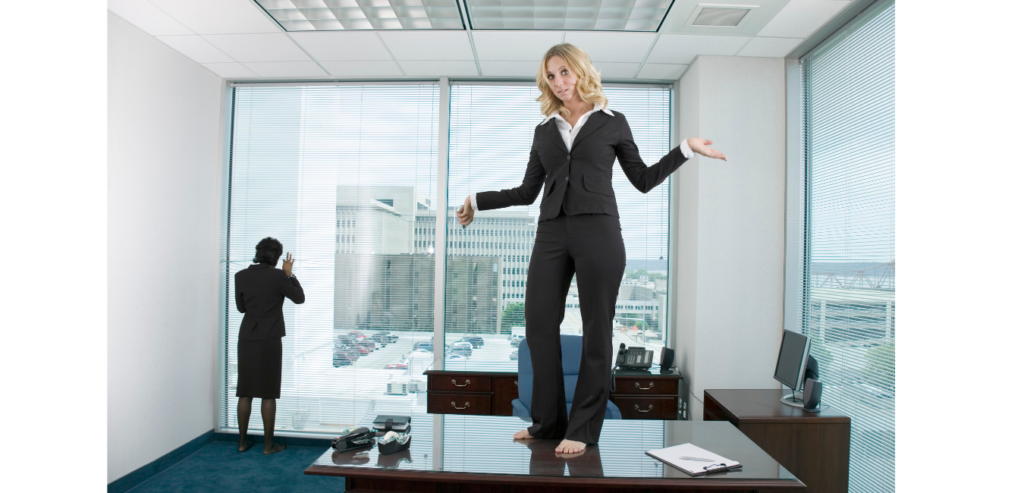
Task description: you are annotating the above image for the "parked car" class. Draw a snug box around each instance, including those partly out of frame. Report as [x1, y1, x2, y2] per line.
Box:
[355, 340, 377, 352]
[370, 333, 389, 346]
[445, 354, 467, 361]
[510, 338, 521, 348]
[352, 345, 371, 355]
[376, 331, 399, 343]
[413, 341, 433, 351]
[509, 333, 525, 345]
[336, 334, 356, 346]
[333, 348, 358, 367]
[384, 363, 408, 370]
[448, 341, 472, 357]
[510, 349, 519, 360]
[459, 336, 484, 348]
[348, 330, 367, 339]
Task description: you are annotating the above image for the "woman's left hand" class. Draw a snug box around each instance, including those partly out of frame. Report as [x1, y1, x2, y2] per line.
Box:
[686, 137, 727, 161]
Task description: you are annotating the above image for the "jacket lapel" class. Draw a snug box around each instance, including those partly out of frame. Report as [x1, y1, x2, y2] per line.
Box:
[544, 119, 569, 154]
[570, 110, 611, 150]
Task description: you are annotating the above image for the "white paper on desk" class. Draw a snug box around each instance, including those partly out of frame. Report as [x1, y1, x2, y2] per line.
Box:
[645, 443, 741, 476]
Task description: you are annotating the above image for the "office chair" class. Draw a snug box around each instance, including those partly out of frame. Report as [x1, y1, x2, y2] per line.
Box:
[511, 334, 622, 420]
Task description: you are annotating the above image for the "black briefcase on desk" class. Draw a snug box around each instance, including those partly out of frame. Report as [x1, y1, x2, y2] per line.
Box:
[331, 426, 376, 452]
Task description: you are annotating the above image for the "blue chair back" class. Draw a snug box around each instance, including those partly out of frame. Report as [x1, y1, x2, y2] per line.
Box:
[515, 334, 620, 419]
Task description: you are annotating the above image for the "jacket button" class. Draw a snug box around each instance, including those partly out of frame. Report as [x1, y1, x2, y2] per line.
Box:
[566, 156, 571, 161]
[565, 177, 569, 182]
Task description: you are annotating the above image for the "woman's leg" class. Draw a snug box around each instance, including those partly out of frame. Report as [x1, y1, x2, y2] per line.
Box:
[237, 397, 254, 452]
[519, 216, 576, 440]
[261, 398, 286, 454]
[561, 214, 626, 451]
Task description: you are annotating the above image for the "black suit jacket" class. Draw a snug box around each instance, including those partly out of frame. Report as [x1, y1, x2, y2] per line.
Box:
[234, 263, 305, 341]
[476, 110, 688, 221]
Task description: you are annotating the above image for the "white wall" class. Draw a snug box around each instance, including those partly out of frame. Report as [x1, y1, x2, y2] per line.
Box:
[108, 12, 225, 483]
[672, 56, 787, 420]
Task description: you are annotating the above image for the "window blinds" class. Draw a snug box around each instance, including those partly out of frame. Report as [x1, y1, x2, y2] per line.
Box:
[443, 84, 673, 372]
[801, 1, 895, 491]
[224, 84, 440, 434]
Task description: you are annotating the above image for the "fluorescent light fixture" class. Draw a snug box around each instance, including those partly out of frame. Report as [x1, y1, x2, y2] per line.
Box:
[254, 0, 465, 31]
[465, 0, 674, 31]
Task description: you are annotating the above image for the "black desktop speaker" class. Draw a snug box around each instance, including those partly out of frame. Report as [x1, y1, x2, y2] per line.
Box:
[659, 347, 675, 372]
[803, 377, 822, 411]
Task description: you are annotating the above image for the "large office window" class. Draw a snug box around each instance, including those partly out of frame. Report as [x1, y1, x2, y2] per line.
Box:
[443, 84, 673, 370]
[800, 1, 895, 491]
[224, 84, 439, 434]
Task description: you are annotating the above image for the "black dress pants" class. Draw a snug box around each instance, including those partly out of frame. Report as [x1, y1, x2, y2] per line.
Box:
[525, 213, 626, 444]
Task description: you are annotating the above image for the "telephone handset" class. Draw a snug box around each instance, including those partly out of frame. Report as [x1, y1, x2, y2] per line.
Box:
[615, 343, 654, 370]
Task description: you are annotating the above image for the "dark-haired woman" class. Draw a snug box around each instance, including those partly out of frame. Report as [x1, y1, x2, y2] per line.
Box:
[234, 237, 305, 454]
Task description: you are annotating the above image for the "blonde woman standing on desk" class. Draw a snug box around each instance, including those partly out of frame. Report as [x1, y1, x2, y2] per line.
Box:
[456, 44, 727, 454]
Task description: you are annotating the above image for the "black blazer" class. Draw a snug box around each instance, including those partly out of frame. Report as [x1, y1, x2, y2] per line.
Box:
[234, 263, 305, 341]
[476, 110, 688, 221]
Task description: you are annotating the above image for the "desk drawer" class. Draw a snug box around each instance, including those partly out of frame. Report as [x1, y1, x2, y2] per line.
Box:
[613, 396, 677, 420]
[428, 393, 492, 415]
[429, 375, 493, 393]
[613, 378, 678, 395]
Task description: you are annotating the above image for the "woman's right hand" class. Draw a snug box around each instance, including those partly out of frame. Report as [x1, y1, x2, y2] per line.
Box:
[456, 196, 475, 226]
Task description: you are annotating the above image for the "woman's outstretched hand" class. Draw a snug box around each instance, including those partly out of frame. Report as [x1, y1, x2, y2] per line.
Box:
[686, 137, 728, 161]
[456, 196, 475, 226]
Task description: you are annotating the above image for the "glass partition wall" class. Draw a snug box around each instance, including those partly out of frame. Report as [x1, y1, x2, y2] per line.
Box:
[221, 81, 673, 434]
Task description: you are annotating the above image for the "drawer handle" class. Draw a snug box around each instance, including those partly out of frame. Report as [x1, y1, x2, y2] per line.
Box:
[452, 379, 471, 387]
[635, 404, 654, 413]
[451, 401, 471, 410]
[635, 382, 655, 390]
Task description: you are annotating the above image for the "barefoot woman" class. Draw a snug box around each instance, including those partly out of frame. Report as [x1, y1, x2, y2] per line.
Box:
[456, 44, 726, 454]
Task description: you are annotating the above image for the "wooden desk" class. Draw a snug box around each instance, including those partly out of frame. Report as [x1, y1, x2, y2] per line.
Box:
[704, 389, 849, 493]
[425, 370, 684, 420]
[305, 413, 804, 492]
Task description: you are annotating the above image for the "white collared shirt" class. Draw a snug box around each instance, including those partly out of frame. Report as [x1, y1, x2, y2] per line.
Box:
[469, 106, 693, 212]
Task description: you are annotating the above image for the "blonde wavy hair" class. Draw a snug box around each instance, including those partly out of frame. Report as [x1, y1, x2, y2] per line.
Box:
[535, 43, 608, 119]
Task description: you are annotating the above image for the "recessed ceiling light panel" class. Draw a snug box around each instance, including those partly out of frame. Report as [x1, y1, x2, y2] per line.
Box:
[255, 0, 466, 31]
[464, 0, 674, 32]
[687, 4, 757, 28]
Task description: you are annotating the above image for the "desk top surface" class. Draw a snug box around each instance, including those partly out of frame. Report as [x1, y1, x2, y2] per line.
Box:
[424, 368, 682, 379]
[705, 389, 851, 424]
[306, 413, 801, 487]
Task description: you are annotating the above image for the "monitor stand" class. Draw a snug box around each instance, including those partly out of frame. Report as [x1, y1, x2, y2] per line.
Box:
[780, 389, 804, 408]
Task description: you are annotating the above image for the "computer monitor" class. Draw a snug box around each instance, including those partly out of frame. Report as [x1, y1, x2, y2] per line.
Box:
[773, 330, 811, 408]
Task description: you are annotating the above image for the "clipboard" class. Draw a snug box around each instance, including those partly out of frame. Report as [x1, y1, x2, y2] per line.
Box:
[645, 443, 742, 477]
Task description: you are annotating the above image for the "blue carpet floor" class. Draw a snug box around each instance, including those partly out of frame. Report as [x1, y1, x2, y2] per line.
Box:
[126, 441, 345, 493]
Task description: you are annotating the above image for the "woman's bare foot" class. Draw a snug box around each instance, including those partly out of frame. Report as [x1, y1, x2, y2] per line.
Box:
[555, 439, 586, 454]
[512, 429, 534, 440]
[263, 443, 286, 455]
[555, 447, 587, 458]
[238, 439, 254, 452]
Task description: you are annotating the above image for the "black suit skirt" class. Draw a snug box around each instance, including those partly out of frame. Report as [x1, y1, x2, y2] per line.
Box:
[236, 337, 283, 399]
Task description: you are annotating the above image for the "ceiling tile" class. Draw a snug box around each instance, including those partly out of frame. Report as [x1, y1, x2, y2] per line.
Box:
[148, 0, 281, 35]
[202, 62, 257, 79]
[156, 35, 235, 64]
[289, 32, 393, 61]
[479, 61, 540, 77]
[321, 61, 404, 77]
[758, 0, 851, 39]
[659, 0, 792, 36]
[593, 62, 640, 79]
[398, 60, 479, 77]
[472, 31, 564, 61]
[737, 37, 803, 57]
[108, 0, 194, 36]
[645, 35, 750, 64]
[378, 31, 474, 61]
[203, 33, 311, 62]
[563, 32, 657, 63]
[636, 63, 688, 80]
[243, 62, 328, 78]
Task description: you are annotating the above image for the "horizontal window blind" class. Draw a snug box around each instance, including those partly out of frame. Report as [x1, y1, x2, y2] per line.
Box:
[801, 1, 895, 491]
[225, 84, 439, 434]
[443, 84, 673, 372]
